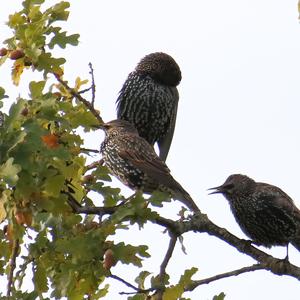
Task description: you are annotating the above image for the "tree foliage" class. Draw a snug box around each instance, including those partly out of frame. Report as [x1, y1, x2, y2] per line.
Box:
[1, 1, 300, 300]
[0, 1, 191, 299]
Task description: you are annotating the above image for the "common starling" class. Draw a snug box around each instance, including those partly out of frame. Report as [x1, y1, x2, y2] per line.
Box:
[116, 52, 182, 162]
[100, 119, 199, 213]
[209, 174, 300, 255]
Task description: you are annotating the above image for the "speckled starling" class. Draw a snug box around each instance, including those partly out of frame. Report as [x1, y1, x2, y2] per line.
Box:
[100, 119, 199, 213]
[209, 174, 300, 254]
[116, 52, 182, 162]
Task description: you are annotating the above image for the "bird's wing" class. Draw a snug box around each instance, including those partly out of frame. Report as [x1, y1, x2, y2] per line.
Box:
[258, 184, 295, 207]
[117, 137, 185, 191]
[119, 149, 171, 178]
[256, 183, 300, 221]
[254, 201, 297, 242]
[158, 87, 179, 162]
[118, 137, 199, 212]
[116, 72, 134, 117]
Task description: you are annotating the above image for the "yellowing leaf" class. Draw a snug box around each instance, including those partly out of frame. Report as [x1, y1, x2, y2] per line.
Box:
[12, 61, 25, 86]
[34, 262, 48, 293]
[22, 0, 44, 11]
[0, 191, 9, 222]
[163, 285, 183, 300]
[179, 267, 198, 286]
[28, 5, 43, 21]
[29, 80, 46, 98]
[163, 268, 198, 300]
[0, 157, 21, 185]
[74, 77, 88, 91]
[7, 12, 26, 27]
[44, 174, 65, 197]
[47, 1, 70, 22]
[42, 134, 59, 148]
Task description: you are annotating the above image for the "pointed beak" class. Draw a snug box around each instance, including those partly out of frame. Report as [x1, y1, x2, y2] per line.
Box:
[207, 185, 224, 195]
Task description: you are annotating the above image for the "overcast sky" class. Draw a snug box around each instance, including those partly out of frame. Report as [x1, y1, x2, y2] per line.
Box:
[1, 1, 300, 299]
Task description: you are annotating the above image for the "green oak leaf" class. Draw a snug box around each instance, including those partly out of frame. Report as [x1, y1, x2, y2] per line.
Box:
[0, 157, 21, 185]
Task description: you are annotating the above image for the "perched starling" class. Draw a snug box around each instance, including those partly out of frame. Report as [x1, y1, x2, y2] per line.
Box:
[209, 174, 300, 255]
[100, 119, 199, 213]
[116, 52, 182, 162]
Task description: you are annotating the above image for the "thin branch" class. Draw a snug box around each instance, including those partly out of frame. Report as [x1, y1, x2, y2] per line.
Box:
[64, 195, 300, 283]
[88, 62, 96, 106]
[110, 274, 155, 295]
[80, 148, 100, 154]
[78, 86, 92, 95]
[186, 264, 264, 291]
[155, 233, 177, 300]
[7, 238, 20, 297]
[85, 159, 103, 172]
[153, 215, 181, 233]
[73, 204, 116, 216]
[53, 73, 103, 125]
[110, 274, 140, 292]
[178, 212, 300, 279]
[78, 86, 93, 94]
[63, 191, 116, 216]
[159, 233, 177, 282]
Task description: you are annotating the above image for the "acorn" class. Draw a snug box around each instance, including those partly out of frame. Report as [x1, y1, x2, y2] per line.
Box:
[15, 209, 32, 226]
[82, 174, 95, 184]
[103, 249, 115, 270]
[10, 49, 25, 60]
[53, 92, 62, 99]
[0, 48, 8, 56]
[21, 107, 29, 116]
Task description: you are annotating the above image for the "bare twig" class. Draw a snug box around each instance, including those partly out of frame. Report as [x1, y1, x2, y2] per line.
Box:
[159, 233, 177, 282]
[62, 191, 117, 216]
[53, 73, 103, 125]
[186, 264, 264, 291]
[7, 238, 20, 297]
[85, 159, 104, 172]
[80, 148, 100, 154]
[110, 274, 155, 295]
[88, 62, 96, 106]
[156, 233, 177, 300]
[110, 274, 140, 292]
[78, 86, 93, 94]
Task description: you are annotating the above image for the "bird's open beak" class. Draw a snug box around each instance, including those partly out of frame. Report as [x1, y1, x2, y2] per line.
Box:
[207, 185, 224, 195]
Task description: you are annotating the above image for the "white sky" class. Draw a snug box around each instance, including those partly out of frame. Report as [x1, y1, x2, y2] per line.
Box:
[1, 1, 300, 299]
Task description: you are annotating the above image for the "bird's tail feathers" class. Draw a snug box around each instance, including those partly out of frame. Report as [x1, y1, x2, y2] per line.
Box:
[175, 190, 200, 213]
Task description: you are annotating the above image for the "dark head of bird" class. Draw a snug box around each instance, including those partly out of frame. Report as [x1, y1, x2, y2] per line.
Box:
[102, 119, 139, 136]
[208, 174, 256, 199]
[135, 52, 182, 87]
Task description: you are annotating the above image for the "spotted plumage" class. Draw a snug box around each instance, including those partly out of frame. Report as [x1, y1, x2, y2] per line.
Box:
[100, 119, 199, 213]
[116, 52, 181, 161]
[209, 174, 300, 254]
